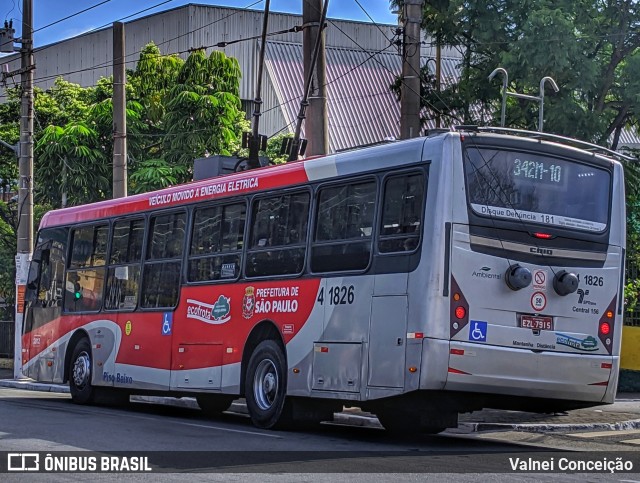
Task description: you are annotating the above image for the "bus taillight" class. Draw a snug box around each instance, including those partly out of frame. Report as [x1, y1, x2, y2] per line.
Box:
[598, 297, 617, 355]
[450, 276, 469, 337]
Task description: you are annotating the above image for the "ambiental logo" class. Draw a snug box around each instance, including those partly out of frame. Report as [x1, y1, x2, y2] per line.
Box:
[472, 267, 501, 279]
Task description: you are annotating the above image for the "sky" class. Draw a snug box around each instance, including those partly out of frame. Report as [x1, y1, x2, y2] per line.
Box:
[2, 0, 398, 49]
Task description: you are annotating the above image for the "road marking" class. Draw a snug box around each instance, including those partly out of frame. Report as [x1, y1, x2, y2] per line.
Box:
[569, 429, 640, 438]
[123, 413, 283, 439]
[619, 439, 640, 445]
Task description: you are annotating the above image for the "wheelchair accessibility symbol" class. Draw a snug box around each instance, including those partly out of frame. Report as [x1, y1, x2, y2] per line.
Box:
[162, 312, 173, 336]
[469, 320, 487, 342]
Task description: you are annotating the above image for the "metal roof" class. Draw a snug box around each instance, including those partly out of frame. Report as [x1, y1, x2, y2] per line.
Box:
[264, 41, 489, 152]
[265, 41, 402, 152]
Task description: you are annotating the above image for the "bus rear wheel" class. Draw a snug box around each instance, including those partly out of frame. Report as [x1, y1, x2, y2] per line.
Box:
[245, 340, 290, 429]
[69, 338, 95, 404]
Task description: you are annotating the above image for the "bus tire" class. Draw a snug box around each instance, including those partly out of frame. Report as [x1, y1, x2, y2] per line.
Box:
[245, 340, 290, 429]
[69, 338, 95, 404]
[196, 395, 234, 416]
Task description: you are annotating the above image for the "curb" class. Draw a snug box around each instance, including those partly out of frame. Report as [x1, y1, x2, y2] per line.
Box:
[463, 419, 640, 433]
[2, 379, 639, 433]
[0, 379, 70, 393]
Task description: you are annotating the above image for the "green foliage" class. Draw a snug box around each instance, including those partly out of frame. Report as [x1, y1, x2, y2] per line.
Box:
[36, 123, 110, 207]
[162, 49, 244, 182]
[264, 133, 293, 165]
[129, 158, 188, 193]
[0, 42, 257, 309]
[395, 0, 640, 146]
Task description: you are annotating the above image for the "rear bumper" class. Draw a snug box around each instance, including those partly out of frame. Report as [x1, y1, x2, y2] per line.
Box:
[441, 340, 617, 404]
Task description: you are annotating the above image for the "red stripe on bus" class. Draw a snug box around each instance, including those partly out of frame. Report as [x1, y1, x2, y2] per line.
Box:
[447, 367, 471, 375]
[41, 162, 310, 228]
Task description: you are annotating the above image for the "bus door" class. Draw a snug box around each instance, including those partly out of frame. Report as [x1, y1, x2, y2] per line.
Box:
[366, 171, 425, 389]
[367, 275, 408, 389]
[23, 228, 68, 382]
[170, 288, 225, 390]
[110, 214, 180, 391]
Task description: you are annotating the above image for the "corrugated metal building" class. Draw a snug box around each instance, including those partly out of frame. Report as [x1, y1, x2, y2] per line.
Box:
[1, 3, 637, 151]
[0, 3, 463, 152]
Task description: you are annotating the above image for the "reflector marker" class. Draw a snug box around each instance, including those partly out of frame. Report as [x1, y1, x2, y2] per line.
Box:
[448, 367, 471, 375]
[314, 346, 329, 353]
[601, 362, 612, 369]
[407, 332, 424, 339]
[450, 348, 465, 355]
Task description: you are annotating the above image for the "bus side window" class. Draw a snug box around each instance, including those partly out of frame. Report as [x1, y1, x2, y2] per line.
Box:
[245, 192, 309, 278]
[378, 173, 425, 253]
[104, 218, 144, 311]
[65, 224, 108, 313]
[141, 212, 185, 309]
[188, 202, 246, 282]
[311, 180, 377, 273]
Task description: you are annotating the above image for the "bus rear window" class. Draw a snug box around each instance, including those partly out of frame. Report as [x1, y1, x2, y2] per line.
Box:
[464, 147, 611, 232]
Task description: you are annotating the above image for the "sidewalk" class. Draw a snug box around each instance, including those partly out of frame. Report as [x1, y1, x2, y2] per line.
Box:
[2, 364, 638, 433]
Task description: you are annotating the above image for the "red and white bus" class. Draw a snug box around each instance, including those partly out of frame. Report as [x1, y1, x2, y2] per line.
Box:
[22, 127, 626, 432]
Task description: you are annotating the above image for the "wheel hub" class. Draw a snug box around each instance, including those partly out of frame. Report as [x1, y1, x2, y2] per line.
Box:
[253, 359, 278, 411]
[72, 351, 90, 390]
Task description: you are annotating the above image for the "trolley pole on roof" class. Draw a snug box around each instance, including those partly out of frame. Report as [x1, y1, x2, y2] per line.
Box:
[15, 0, 34, 379]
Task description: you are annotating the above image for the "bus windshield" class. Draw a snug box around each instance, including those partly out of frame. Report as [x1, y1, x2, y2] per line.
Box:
[464, 146, 611, 232]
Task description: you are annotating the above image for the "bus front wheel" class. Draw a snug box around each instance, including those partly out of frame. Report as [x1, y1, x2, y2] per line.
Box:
[245, 340, 290, 429]
[69, 338, 95, 404]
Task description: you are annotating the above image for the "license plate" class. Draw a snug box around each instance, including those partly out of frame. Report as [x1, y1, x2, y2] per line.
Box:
[520, 315, 554, 331]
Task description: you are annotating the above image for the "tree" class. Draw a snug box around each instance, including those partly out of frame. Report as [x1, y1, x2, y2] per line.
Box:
[162, 49, 247, 182]
[36, 123, 110, 207]
[394, 0, 640, 148]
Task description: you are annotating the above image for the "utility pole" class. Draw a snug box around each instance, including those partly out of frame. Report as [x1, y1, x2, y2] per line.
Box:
[400, 0, 423, 139]
[112, 22, 127, 198]
[15, 0, 34, 379]
[284, 0, 328, 162]
[303, 0, 328, 156]
[435, 43, 441, 128]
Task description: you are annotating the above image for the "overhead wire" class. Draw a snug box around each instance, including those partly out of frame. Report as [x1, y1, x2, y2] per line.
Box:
[6, 1, 453, 143]
[28, 22, 303, 85]
[31, 1, 112, 34]
[322, 11, 458, 124]
[350, 0, 460, 126]
[22, 0, 265, 83]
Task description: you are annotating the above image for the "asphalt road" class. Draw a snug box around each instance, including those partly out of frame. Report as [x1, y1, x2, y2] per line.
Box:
[1, 387, 640, 482]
